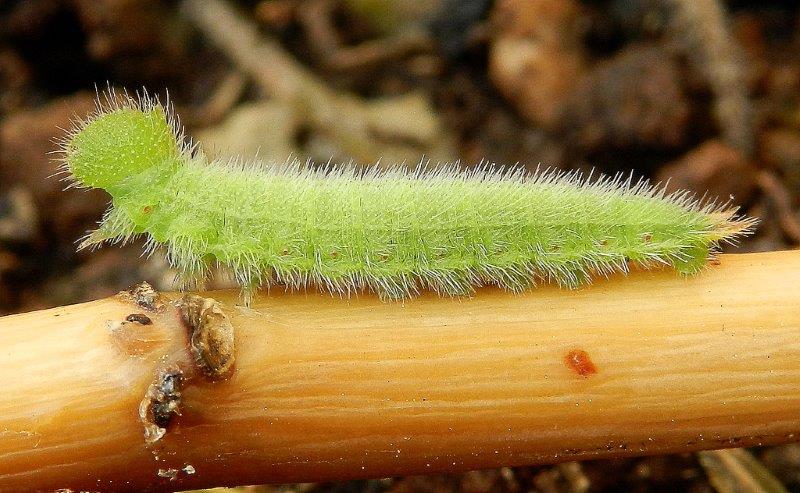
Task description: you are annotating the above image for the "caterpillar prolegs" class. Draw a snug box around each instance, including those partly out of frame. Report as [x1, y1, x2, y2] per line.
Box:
[59, 92, 756, 303]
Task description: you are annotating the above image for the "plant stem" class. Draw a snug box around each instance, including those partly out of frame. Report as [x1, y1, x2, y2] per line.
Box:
[0, 251, 799, 492]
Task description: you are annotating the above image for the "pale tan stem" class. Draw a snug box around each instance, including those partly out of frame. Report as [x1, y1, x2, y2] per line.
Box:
[0, 251, 799, 492]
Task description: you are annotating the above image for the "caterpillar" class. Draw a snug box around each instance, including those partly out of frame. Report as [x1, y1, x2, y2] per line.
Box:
[58, 91, 755, 303]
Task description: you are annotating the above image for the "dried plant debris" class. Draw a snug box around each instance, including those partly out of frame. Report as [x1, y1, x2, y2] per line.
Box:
[667, 0, 753, 157]
[178, 294, 236, 381]
[0, 187, 38, 244]
[120, 281, 165, 312]
[656, 140, 757, 204]
[559, 44, 690, 150]
[139, 367, 184, 444]
[157, 463, 195, 481]
[125, 313, 152, 325]
[123, 291, 235, 444]
[488, 0, 585, 129]
[698, 448, 789, 493]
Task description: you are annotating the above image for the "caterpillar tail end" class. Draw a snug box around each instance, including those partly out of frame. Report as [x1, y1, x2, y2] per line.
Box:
[672, 208, 758, 275]
[709, 208, 760, 244]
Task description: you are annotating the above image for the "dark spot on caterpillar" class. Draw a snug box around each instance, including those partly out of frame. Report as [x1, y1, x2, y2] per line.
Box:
[379, 253, 389, 261]
[564, 349, 597, 377]
[641, 233, 653, 243]
[330, 250, 339, 259]
[177, 294, 235, 381]
[280, 247, 289, 256]
[142, 205, 153, 214]
[125, 313, 152, 325]
[598, 239, 608, 247]
[123, 281, 164, 312]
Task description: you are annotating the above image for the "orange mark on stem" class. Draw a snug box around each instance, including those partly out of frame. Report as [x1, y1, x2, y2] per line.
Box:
[564, 349, 597, 377]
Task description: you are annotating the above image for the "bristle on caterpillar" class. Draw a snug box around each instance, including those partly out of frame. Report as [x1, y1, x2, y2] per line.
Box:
[57, 90, 757, 303]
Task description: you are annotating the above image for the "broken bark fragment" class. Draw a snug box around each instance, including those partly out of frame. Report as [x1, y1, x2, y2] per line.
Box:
[177, 294, 236, 381]
[120, 281, 166, 312]
[139, 367, 184, 444]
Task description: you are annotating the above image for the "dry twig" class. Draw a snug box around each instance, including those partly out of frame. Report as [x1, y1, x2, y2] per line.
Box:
[757, 170, 800, 245]
[1, 251, 799, 491]
[181, 0, 447, 163]
[669, 0, 754, 156]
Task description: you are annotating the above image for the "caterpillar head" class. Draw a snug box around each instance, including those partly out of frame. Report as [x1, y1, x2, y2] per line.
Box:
[62, 95, 182, 191]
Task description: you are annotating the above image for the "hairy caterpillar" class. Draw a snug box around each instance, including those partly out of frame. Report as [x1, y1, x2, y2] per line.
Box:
[58, 92, 755, 303]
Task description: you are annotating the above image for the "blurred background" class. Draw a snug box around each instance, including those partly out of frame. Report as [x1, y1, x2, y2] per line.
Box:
[1, 0, 800, 491]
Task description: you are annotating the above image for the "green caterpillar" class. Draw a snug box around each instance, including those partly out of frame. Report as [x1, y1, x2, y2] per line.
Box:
[59, 92, 755, 302]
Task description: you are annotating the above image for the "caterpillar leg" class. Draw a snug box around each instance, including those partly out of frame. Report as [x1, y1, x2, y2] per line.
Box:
[76, 205, 140, 251]
[77, 228, 118, 251]
[174, 269, 207, 293]
[671, 244, 712, 275]
[168, 249, 209, 293]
